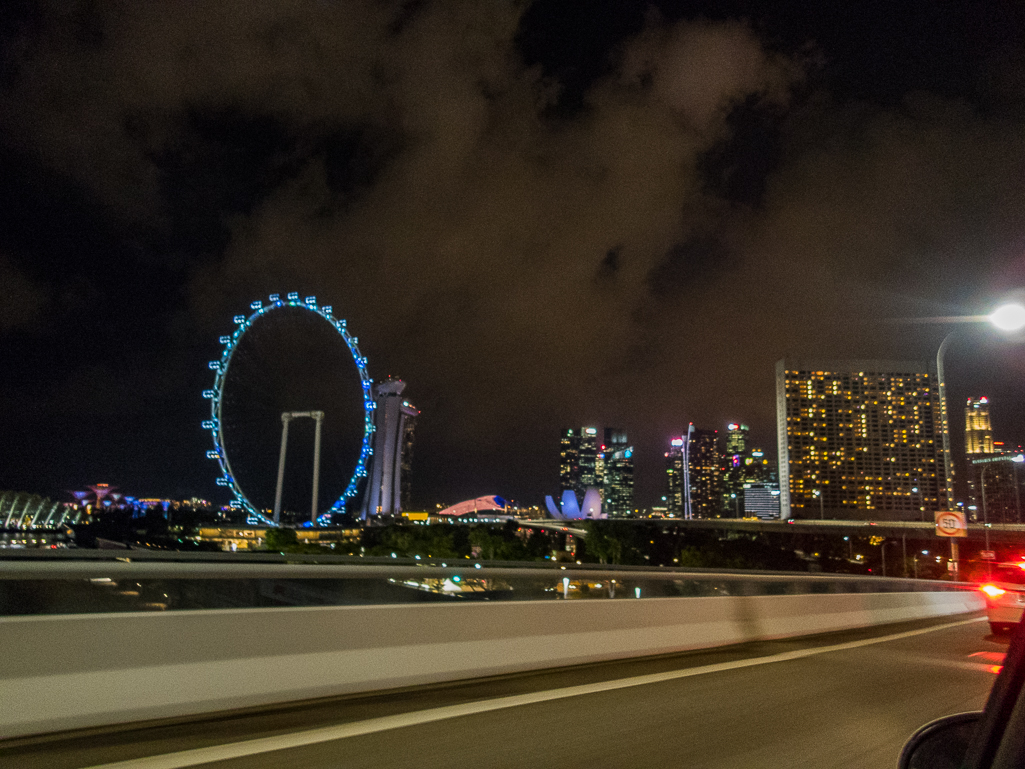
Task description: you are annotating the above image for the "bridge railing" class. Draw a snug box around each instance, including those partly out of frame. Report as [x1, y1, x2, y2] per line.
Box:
[0, 554, 973, 616]
[0, 555, 984, 739]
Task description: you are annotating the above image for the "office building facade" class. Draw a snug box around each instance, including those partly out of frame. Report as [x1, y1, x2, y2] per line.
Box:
[600, 428, 632, 515]
[603, 443, 634, 518]
[665, 438, 686, 517]
[686, 425, 721, 518]
[560, 427, 599, 498]
[743, 482, 782, 519]
[776, 359, 947, 521]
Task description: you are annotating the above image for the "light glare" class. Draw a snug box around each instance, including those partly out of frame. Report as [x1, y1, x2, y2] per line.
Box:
[989, 303, 1025, 332]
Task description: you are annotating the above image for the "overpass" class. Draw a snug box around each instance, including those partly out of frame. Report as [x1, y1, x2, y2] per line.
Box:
[517, 516, 1025, 544]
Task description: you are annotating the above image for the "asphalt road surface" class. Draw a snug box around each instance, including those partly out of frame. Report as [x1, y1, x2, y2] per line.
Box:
[1, 613, 1002, 769]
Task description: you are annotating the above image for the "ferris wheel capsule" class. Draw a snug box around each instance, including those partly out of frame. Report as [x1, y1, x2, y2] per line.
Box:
[205, 296, 374, 526]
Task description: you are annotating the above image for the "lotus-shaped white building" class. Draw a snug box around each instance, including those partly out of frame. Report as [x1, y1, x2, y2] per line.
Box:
[544, 488, 603, 519]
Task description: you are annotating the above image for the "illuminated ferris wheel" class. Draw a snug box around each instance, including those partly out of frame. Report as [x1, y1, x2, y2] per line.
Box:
[203, 293, 374, 526]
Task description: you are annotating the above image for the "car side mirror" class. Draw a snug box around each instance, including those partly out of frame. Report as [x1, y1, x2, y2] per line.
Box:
[898, 711, 982, 769]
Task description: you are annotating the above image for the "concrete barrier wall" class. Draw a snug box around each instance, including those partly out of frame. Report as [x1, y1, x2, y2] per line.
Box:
[0, 590, 982, 738]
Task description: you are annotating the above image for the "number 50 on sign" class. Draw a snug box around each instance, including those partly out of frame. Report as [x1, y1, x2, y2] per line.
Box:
[935, 511, 967, 537]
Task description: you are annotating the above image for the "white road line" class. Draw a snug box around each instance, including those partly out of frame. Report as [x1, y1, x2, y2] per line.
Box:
[85, 616, 986, 769]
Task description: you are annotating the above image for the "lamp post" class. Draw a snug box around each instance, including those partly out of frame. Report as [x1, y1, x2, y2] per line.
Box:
[928, 302, 1025, 513]
[813, 488, 824, 520]
[894, 301, 1025, 580]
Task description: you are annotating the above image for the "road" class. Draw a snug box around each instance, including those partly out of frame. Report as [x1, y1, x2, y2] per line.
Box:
[0, 613, 1002, 769]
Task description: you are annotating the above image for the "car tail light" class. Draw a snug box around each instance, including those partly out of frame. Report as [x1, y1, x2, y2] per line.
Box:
[981, 584, 1007, 599]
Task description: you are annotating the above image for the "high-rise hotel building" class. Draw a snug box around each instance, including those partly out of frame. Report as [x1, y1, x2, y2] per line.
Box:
[360, 378, 419, 518]
[966, 397, 995, 455]
[776, 360, 948, 521]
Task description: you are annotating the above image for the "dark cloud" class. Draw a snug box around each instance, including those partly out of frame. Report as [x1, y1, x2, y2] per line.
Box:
[0, 254, 45, 331]
[2, 1, 1025, 507]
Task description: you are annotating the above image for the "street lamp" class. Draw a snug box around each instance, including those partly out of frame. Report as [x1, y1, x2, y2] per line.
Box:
[812, 488, 824, 520]
[988, 303, 1025, 332]
[932, 301, 1025, 513]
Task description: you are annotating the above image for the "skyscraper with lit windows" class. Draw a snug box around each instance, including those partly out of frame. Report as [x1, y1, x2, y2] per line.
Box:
[966, 397, 995, 455]
[964, 397, 1021, 522]
[665, 437, 686, 517]
[776, 359, 947, 521]
[603, 442, 634, 518]
[560, 427, 599, 498]
[686, 426, 720, 518]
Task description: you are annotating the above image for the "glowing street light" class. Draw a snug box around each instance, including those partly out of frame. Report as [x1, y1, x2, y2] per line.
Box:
[989, 302, 1025, 332]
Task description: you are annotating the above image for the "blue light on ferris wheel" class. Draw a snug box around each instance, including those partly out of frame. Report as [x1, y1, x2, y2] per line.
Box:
[204, 294, 375, 526]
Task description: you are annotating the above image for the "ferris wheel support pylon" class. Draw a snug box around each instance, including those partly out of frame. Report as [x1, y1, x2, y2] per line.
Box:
[272, 410, 325, 526]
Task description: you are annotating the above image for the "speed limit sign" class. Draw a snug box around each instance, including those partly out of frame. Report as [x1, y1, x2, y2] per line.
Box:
[935, 511, 967, 537]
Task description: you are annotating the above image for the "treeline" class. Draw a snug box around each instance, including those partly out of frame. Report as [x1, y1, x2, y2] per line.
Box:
[267, 521, 849, 574]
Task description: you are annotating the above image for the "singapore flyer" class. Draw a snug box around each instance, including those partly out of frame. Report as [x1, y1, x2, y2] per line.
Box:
[203, 293, 374, 526]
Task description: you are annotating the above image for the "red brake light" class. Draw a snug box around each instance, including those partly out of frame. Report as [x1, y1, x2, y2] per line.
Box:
[981, 584, 1007, 599]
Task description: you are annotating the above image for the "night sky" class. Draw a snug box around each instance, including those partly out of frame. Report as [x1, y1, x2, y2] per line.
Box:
[3, 0, 1025, 510]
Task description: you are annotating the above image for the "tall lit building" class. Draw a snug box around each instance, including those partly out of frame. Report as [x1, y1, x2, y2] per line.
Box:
[559, 430, 579, 494]
[776, 359, 947, 521]
[965, 397, 1020, 522]
[722, 439, 776, 516]
[966, 397, 995, 455]
[686, 425, 721, 518]
[665, 438, 686, 517]
[722, 422, 750, 513]
[360, 379, 419, 518]
[603, 441, 634, 518]
[579, 428, 599, 490]
[725, 423, 749, 455]
[399, 405, 417, 510]
[560, 427, 599, 498]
